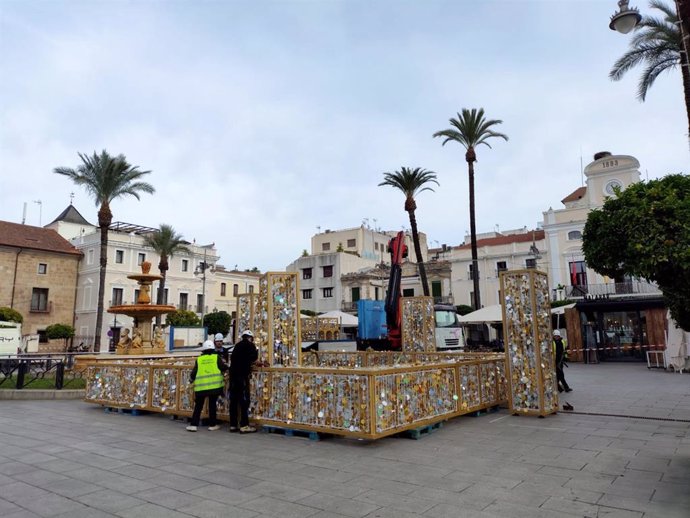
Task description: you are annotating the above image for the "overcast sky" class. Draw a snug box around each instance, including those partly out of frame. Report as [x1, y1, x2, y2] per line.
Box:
[1, 0, 687, 272]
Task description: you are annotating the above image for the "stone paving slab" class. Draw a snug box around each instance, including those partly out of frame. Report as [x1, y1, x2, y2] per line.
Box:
[0, 363, 687, 517]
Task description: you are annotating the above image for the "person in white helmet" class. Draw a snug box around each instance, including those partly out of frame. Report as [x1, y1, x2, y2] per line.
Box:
[213, 332, 229, 362]
[186, 340, 228, 432]
[229, 330, 258, 433]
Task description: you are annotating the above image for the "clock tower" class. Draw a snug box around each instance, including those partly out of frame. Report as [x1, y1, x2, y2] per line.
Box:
[583, 151, 641, 208]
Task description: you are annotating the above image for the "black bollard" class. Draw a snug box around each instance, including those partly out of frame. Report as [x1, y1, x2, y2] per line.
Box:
[56, 362, 65, 390]
[16, 361, 26, 389]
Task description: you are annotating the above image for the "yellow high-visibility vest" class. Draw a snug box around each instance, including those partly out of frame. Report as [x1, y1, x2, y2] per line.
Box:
[194, 354, 223, 392]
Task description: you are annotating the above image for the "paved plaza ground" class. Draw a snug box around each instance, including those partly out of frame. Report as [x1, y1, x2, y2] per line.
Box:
[1, 363, 689, 518]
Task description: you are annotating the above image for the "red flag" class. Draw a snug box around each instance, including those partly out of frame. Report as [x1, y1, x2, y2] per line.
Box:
[570, 262, 578, 286]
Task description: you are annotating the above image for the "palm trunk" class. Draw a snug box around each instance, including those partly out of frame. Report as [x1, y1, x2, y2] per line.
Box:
[677, 0, 690, 141]
[467, 152, 481, 310]
[408, 209, 430, 297]
[156, 257, 168, 326]
[95, 202, 112, 352]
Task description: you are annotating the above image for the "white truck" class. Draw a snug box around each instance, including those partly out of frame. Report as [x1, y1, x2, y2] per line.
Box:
[434, 304, 466, 351]
[0, 322, 23, 355]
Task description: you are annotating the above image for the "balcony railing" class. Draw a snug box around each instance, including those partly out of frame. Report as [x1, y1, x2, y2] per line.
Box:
[342, 296, 454, 311]
[341, 301, 359, 311]
[565, 281, 661, 300]
[29, 301, 52, 313]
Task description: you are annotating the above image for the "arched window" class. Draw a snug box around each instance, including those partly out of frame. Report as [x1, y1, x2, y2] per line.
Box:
[568, 230, 582, 240]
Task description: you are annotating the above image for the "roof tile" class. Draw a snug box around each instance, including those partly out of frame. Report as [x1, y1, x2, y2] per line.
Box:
[0, 220, 83, 256]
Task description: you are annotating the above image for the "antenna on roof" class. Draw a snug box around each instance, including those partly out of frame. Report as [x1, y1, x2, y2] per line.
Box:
[70, 192, 75, 205]
[22, 202, 27, 225]
[33, 200, 42, 226]
[580, 147, 584, 187]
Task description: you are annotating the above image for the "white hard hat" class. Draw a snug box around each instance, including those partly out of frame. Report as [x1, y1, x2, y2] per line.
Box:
[553, 330, 561, 337]
[201, 340, 215, 351]
[241, 330, 254, 338]
[214, 333, 224, 341]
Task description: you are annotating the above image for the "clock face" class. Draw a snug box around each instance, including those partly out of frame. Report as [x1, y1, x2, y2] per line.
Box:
[604, 179, 622, 195]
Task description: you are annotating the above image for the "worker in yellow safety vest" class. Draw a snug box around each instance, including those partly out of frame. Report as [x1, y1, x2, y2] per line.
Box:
[187, 340, 228, 432]
[553, 330, 571, 393]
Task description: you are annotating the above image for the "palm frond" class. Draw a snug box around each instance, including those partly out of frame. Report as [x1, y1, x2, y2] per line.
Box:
[433, 107, 508, 152]
[609, 0, 681, 99]
[378, 167, 439, 200]
[54, 150, 155, 206]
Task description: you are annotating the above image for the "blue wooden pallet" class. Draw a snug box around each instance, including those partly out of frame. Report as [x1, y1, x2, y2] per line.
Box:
[263, 425, 321, 441]
[399, 421, 444, 440]
[468, 405, 500, 417]
[103, 406, 145, 416]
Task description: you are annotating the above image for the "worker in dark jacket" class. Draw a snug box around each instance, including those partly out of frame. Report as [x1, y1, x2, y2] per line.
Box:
[187, 340, 228, 432]
[229, 330, 259, 433]
[553, 330, 572, 393]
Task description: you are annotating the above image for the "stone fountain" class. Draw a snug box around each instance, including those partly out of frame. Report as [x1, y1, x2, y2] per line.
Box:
[108, 261, 177, 355]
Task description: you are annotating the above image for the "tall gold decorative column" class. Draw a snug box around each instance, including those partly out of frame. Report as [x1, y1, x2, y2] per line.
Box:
[401, 296, 436, 352]
[259, 272, 301, 367]
[235, 293, 258, 343]
[501, 270, 558, 417]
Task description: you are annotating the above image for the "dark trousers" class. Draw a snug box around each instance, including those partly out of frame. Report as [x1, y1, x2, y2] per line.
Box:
[190, 392, 218, 426]
[556, 363, 570, 391]
[229, 377, 250, 427]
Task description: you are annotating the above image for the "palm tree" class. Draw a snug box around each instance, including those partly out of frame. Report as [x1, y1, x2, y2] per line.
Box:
[610, 0, 689, 137]
[143, 224, 190, 325]
[433, 108, 508, 310]
[54, 151, 155, 351]
[378, 167, 439, 297]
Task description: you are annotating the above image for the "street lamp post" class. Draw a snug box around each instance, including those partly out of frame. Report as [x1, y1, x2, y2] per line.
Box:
[194, 248, 209, 324]
[609, 0, 642, 33]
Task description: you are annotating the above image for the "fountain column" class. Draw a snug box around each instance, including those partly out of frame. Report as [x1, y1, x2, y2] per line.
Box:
[108, 261, 177, 355]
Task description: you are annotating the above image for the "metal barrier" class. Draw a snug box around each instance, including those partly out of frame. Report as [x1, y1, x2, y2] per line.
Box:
[0, 353, 98, 389]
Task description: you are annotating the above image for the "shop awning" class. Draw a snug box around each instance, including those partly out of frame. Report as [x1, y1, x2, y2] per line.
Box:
[458, 304, 503, 324]
[551, 303, 576, 315]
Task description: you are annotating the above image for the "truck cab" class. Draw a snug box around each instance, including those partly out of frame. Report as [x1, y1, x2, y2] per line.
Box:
[0, 322, 22, 355]
[434, 304, 465, 351]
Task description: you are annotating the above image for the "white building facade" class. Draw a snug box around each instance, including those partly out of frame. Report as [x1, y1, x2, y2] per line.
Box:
[438, 228, 547, 309]
[47, 207, 220, 351]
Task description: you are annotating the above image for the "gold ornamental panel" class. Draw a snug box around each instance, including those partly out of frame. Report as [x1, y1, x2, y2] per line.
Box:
[401, 296, 436, 352]
[501, 269, 557, 417]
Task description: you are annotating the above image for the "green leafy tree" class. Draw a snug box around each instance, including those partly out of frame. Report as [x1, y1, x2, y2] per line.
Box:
[45, 323, 76, 352]
[143, 224, 190, 325]
[583, 174, 690, 330]
[378, 167, 439, 296]
[203, 310, 232, 336]
[609, 1, 689, 138]
[54, 151, 155, 350]
[434, 108, 508, 309]
[166, 310, 201, 327]
[0, 307, 23, 324]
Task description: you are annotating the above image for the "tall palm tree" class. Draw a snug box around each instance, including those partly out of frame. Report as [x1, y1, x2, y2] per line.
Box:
[610, 0, 689, 137]
[378, 167, 439, 297]
[54, 150, 155, 351]
[143, 224, 190, 325]
[433, 108, 508, 310]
